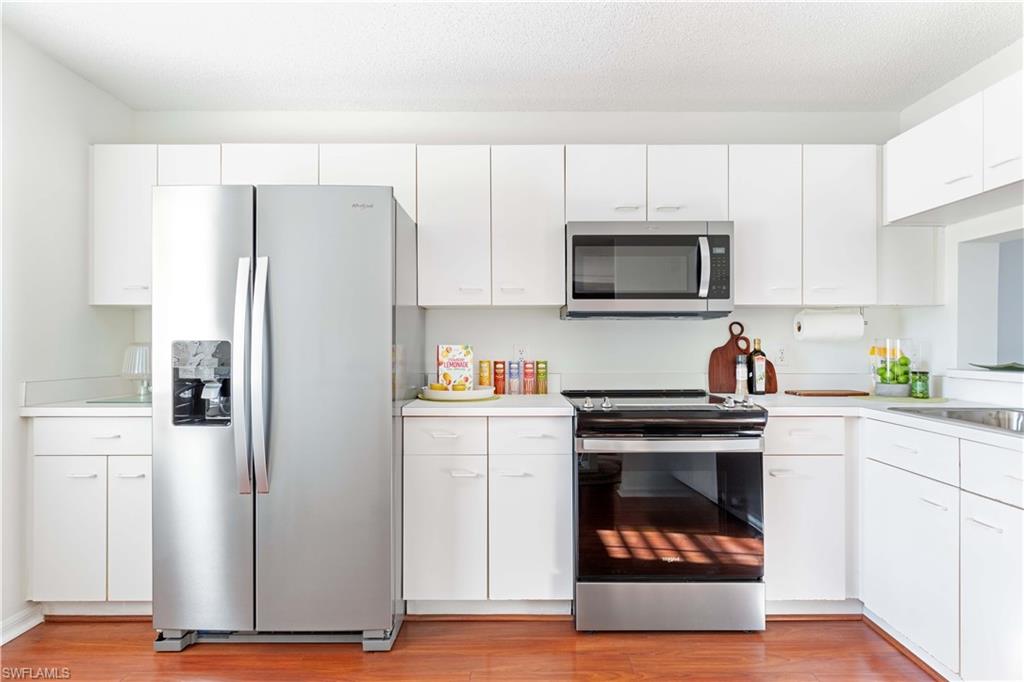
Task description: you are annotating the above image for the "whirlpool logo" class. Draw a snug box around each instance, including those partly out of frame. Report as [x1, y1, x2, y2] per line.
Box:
[351, 202, 374, 210]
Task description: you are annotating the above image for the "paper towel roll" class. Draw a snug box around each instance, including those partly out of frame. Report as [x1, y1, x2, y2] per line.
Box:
[793, 309, 865, 341]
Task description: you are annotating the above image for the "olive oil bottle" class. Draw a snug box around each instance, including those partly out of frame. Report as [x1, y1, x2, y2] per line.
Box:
[748, 338, 767, 395]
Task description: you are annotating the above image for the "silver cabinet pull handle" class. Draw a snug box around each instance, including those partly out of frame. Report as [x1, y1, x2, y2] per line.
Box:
[967, 517, 1003, 533]
[122, 285, 150, 290]
[67, 473, 98, 479]
[458, 286, 484, 293]
[517, 433, 553, 439]
[115, 473, 146, 479]
[655, 205, 683, 211]
[768, 469, 797, 478]
[769, 286, 797, 291]
[919, 497, 948, 512]
[448, 469, 480, 478]
[987, 155, 1020, 169]
[232, 257, 252, 495]
[252, 256, 270, 494]
[614, 205, 641, 211]
[1004, 473, 1024, 482]
[430, 431, 460, 439]
[893, 443, 918, 454]
[92, 434, 122, 440]
[498, 471, 531, 478]
[944, 174, 973, 185]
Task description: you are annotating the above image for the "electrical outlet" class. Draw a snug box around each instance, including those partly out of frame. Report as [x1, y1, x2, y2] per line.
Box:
[775, 344, 787, 366]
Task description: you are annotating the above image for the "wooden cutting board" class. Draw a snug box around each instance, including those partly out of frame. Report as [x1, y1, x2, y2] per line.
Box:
[709, 322, 778, 394]
[784, 389, 870, 397]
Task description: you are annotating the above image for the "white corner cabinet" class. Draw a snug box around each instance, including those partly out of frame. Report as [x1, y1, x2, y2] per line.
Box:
[403, 416, 573, 603]
[885, 71, 1022, 224]
[30, 417, 153, 603]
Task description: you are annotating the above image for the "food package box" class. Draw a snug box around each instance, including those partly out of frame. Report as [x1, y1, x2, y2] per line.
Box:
[436, 344, 474, 389]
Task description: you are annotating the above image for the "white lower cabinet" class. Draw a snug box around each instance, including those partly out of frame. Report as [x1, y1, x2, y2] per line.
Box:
[108, 456, 153, 601]
[960, 491, 1023, 682]
[763, 455, 845, 601]
[403, 454, 488, 600]
[489, 454, 572, 600]
[863, 459, 959, 673]
[32, 456, 108, 601]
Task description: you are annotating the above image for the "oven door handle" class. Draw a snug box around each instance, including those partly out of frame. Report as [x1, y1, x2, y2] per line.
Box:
[576, 437, 764, 453]
[698, 236, 711, 298]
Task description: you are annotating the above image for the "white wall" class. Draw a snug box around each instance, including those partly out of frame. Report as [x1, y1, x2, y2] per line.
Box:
[899, 38, 1023, 131]
[1, 28, 136, 625]
[997, 238, 1024, 363]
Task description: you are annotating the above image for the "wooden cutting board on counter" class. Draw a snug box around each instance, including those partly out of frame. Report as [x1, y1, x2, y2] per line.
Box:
[784, 389, 870, 397]
[708, 322, 778, 394]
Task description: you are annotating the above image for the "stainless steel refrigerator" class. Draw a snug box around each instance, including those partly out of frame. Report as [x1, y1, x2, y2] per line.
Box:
[151, 185, 424, 652]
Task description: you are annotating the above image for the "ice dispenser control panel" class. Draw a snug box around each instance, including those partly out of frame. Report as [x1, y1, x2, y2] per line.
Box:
[172, 340, 232, 426]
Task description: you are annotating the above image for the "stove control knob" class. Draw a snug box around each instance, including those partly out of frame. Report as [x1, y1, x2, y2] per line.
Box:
[723, 396, 736, 408]
[742, 396, 755, 408]
[601, 396, 613, 410]
[582, 397, 594, 411]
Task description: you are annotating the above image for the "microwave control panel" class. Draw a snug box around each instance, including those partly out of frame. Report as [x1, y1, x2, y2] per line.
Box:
[707, 236, 731, 299]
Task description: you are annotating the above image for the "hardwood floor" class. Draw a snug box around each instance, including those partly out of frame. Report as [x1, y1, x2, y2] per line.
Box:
[1, 619, 930, 681]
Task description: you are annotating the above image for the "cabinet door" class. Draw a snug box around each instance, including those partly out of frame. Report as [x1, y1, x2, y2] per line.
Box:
[961, 492, 1023, 682]
[863, 460, 959, 671]
[403, 455, 487, 600]
[728, 145, 802, 305]
[318, 143, 416, 220]
[91, 144, 157, 305]
[31, 456, 107, 601]
[220, 144, 318, 184]
[884, 125, 933, 223]
[489, 454, 573, 600]
[983, 72, 1023, 191]
[763, 455, 845, 601]
[108, 456, 152, 601]
[565, 145, 646, 221]
[157, 145, 221, 185]
[416, 146, 491, 306]
[491, 145, 565, 306]
[647, 145, 728, 221]
[932, 93, 984, 207]
[803, 145, 878, 305]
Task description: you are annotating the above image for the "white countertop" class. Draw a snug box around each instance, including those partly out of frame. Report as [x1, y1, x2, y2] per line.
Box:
[20, 399, 152, 418]
[402, 393, 574, 417]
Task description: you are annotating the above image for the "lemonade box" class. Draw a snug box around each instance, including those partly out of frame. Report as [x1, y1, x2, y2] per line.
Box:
[436, 344, 474, 390]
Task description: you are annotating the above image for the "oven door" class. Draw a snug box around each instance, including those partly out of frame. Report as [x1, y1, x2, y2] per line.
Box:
[565, 221, 717, 316]
[575, 436, 764, 583]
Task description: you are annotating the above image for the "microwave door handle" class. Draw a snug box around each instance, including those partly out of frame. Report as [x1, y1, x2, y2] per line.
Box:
[252, 256, 270, 494]
[698, 236, 711, 298]
[232, 257, 252, 495]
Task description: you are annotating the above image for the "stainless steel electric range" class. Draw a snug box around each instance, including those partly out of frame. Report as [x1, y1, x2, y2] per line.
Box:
[562, 389, 769, 632]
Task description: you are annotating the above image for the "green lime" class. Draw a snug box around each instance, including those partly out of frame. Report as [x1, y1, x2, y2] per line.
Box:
[876, 366, 887, 377]
[898, 356, 911, 367]
[883, 370, 896, 383]
[897, 375, 910, 384]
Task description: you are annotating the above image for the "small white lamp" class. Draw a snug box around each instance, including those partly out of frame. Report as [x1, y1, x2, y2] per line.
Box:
[122, 343, 152, 398]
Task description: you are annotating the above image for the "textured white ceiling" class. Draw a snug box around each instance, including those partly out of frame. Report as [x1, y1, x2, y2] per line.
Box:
[3, 2, 1021, 111]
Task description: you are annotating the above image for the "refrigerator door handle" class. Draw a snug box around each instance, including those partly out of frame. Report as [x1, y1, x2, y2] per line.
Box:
[232, 257, 252, 495]
[252, 256, 270, 494]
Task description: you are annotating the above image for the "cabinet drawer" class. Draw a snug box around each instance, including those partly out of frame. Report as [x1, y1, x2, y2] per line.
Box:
[763, 417, 844, 455]
[864, 419, 958, 485]
[961, 440, 1024, 508]
[33, 417, 152, 455]
[488, 417, 571, 455]
[404, 417, 487, 455]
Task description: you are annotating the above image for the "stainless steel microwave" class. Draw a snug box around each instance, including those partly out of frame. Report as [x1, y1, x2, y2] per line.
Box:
[562, 221, 734, 319]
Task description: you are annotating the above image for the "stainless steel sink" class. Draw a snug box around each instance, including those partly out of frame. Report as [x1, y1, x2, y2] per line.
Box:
[889, 407, 1024, 435]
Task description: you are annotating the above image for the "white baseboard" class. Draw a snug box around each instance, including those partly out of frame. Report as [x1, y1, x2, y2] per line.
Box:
[407, 599, 572, 616]
[1, 604, 44, 644]
[767, 598, 863, 616]
[863, 607, 957, 681]
[41, 601, 152, 617]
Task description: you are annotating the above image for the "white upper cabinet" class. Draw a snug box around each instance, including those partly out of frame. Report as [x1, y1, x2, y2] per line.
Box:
[491, 145, 565, 306]
[983, 72, 1023, 191]
[318, 143, 417, 220]
[416, 145, 491, 306]
[220, 144, 319, 185]
[885, 93, 983, 223]
[728, 145, 802, 305]
[157, 145, 221, 185]
[802, 145, 878, 306]
[91, 144, 157, 305]
[565, 145, 646, 221]
[647, 145, 728, 221]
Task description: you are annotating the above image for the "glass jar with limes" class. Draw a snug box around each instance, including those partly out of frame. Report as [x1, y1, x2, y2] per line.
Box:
[870, 338, 917, 397]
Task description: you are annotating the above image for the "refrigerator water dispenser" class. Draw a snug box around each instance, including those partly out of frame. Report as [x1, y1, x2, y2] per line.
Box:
[171, 340, 232, 425]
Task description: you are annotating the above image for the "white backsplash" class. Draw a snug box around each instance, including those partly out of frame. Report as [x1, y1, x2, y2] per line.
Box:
[425, 307, 903, 391]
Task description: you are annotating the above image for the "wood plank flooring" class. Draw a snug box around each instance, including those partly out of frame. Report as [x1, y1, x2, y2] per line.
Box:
[1, 619, 930, 681]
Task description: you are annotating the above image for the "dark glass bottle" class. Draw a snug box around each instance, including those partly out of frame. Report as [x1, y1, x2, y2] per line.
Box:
[748, 338, 767, 395]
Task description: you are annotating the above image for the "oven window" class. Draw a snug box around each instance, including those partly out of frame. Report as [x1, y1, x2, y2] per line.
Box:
[577, 450, 764, 581]
[572, 235, 700, 299]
